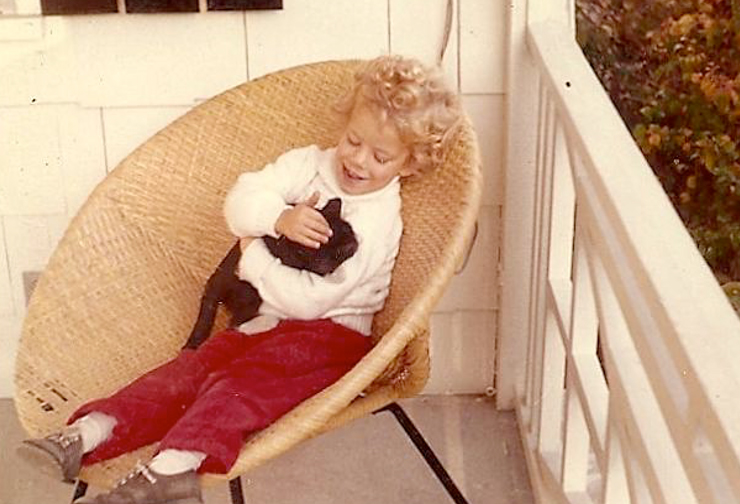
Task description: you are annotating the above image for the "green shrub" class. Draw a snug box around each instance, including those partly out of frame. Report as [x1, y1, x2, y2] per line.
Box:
[578, 0, 740, 285]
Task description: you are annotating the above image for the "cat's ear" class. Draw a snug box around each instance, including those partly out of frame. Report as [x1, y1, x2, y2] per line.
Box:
[323, 198, 342, 219]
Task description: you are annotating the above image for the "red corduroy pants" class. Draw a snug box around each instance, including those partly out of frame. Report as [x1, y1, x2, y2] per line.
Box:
[68, 319, 372, 474]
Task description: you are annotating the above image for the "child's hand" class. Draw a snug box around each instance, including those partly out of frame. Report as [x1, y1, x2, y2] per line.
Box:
[275, 192, 332, 249]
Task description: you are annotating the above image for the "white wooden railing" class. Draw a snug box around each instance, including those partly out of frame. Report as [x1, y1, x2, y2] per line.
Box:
[502, 19, 740, 504]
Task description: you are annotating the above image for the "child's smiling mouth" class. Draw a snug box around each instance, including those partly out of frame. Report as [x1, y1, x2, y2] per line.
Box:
[343, 164, 367, 181]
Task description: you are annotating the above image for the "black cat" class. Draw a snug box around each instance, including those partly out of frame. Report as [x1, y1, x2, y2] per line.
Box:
[183, 198, 358, 349]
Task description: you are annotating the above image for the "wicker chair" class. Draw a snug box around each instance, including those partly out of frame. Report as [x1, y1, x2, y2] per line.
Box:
[14, 60, 482, 501]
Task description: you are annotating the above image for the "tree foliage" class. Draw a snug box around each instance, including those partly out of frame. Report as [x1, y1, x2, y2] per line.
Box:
[577, 0, 740, 289]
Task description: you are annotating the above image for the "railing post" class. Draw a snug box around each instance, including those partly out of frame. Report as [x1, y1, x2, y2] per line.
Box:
[497, 0, 541, 409]
[498, 0, 575, 411]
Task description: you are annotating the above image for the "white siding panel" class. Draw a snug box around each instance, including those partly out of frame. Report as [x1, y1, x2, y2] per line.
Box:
[437, 205, 498, 312]
[0, 316, 22, 398]
[46, 213, 71, 253]
[0, 18, 43, 41]
[0, 106, 66, 215]
[425, 310, 496, 394]
[3, 216, 55, 320]
[0, 220, 14, 317]
[102, 106, 192, 170]
[70, 13, 247, 107]
[389, 0, 458, 88]
[0, 20, 82, 106]
[0, 51, 48, 106]
[246, 0, 388, 79]
[58, 107, 108, 216]
[13, 0, 41, 15]
[463, 94, 505, 205]
[459, 0, 506, 94]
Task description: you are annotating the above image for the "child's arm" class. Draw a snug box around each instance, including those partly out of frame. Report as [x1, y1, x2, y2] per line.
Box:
[237, 217, 401, 320]
[224, 146, 322, 239]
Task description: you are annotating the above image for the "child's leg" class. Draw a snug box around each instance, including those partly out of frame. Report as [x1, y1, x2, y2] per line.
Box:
[71, 411, 117, 453]
[157, 319, 372, 474]
[67, 328, 250, 466]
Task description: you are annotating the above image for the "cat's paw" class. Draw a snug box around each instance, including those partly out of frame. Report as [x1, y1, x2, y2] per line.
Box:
[237, 315, 280, 335]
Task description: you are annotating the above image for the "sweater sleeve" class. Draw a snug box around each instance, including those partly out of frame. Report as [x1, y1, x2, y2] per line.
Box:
[223, 146, 320, 239]
[236, 216, 400, 320]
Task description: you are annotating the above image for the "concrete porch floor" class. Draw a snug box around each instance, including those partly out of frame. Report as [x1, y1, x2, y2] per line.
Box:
[0, 395, 534, 504]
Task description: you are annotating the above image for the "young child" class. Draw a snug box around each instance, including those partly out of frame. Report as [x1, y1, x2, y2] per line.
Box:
[22, 55, 462, 504]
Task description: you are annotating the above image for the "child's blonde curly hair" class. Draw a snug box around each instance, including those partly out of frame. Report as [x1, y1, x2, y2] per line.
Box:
[336, 55, 462, 174]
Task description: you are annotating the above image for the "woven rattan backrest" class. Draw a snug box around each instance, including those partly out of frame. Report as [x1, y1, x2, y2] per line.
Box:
[15, 60, 482, 485]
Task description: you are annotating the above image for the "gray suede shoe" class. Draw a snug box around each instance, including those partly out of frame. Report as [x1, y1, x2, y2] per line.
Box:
[21, 427, 84, 483]
[75, 464, 202, 504]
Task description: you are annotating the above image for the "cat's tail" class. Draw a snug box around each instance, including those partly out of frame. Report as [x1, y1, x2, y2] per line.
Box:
[182, 292, 220, 349]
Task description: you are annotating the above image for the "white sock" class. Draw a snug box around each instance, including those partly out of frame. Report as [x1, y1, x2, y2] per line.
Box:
[71, 412, 117, 453]
[148, 449, 206, 475]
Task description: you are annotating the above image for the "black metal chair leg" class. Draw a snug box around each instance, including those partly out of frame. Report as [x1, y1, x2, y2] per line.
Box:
[376, 402, 470, 504]
[71, 479, 88, 503]
[229, 476, 246, 504]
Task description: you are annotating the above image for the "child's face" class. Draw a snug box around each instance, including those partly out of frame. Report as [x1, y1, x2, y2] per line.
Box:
[334, 101, 413, 195]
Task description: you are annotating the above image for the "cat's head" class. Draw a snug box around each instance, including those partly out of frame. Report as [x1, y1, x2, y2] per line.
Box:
[264, 198, 359, 276]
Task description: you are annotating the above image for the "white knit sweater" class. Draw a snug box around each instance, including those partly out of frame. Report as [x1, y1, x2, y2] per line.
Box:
[223, 145, 403, 336]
